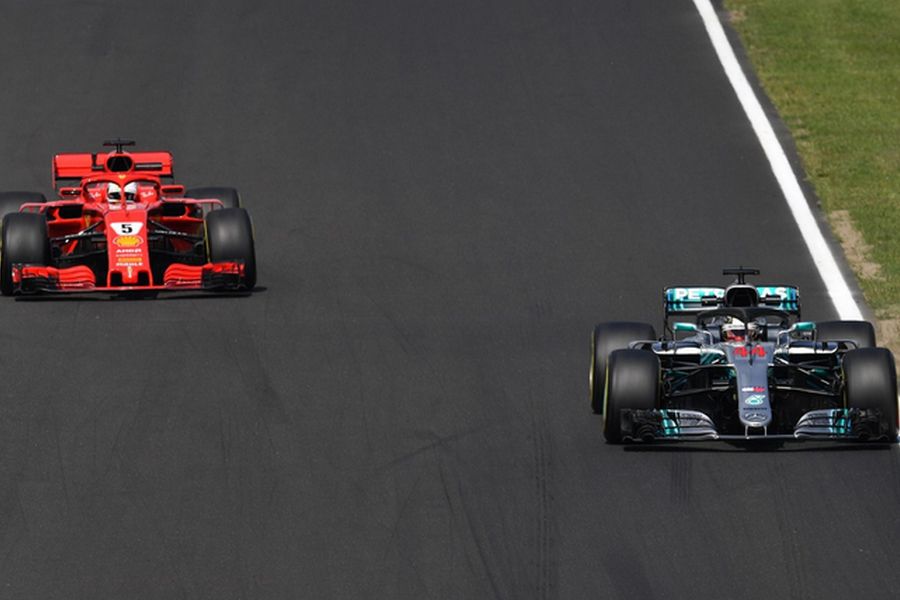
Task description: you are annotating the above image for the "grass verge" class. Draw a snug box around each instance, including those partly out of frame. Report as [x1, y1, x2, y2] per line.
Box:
[724, 0, 900, 356]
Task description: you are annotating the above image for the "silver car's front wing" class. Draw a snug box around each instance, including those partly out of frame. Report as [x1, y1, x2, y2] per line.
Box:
[621, 408, 891, 442]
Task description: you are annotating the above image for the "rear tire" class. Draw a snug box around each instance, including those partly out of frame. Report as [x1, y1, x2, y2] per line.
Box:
[816, 320, 876, 348]
[843, 347, 898, 439]
[185, 186, 241, 209]
[1, 212, 50, 295]
[0, 191, 46, 219]
[591, 322, 656, 414]
[604, 349, 660, 444]
[205, 208, 256, 289]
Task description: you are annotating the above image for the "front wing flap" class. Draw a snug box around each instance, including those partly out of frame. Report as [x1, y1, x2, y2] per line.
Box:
[12, 261, 247, 294]
[621, 408, 891, 442]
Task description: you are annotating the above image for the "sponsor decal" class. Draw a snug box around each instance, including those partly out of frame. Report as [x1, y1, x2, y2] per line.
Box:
[741, 386, 766, 393]
[110, 222, 144, 235]
[115, 257, 144, 265]
[113, 235, 143, 248]
[757, 286, 787, 298]
[757, 286, 796, 300]
[669, 287, 724, 302]
[744, 394, 766, 406]
[734, 346, 749, 357]
[753, 346, 767, 357]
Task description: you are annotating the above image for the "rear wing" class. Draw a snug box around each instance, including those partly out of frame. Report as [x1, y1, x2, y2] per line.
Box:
[664, 285, 800, 316]
[53, 151, 174, 187]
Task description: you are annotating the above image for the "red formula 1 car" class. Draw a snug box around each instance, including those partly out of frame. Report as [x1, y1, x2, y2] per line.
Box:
[0, 140, 256, 296]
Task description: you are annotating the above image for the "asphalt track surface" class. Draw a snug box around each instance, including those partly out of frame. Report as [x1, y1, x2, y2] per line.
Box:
[1, 1, 898, 598]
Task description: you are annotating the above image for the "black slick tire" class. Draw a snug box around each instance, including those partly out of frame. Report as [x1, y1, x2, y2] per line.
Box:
[590, 322, 656, 414]
[205, 207, 256, 289]
[842, 347, 898, 439]
[603, 349, 660, 444]
[1, 212, 50, 295]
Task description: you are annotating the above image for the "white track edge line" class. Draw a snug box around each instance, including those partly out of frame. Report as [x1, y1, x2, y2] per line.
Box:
[693, 1, 898, 438]
[692, 0, 863, 321]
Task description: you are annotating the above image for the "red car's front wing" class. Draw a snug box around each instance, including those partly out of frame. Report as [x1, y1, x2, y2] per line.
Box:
[12, 261, 246, 293]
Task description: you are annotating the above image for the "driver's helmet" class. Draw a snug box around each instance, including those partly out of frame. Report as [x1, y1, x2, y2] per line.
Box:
[106, 182, 123, 205]
[124, 182, 138, 203]
[721, 317, 760, 342]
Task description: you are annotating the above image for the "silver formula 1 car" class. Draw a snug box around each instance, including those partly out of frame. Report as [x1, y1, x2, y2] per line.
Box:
[590, 268, 898, 444]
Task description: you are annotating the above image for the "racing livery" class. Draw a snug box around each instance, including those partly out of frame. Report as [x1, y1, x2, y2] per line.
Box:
[590, 268, 898, 444]
[0, 139, 256, 295]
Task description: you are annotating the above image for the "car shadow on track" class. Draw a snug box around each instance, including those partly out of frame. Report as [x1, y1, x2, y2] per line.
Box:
[622, 441, 895, 453]
[12, 286, 266, 302]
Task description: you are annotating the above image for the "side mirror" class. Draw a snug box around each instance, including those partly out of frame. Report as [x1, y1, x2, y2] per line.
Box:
[776, 321, 815, 346]
[59, 187, 81, 197]
[673, 322, 700, 333]
[161, 184, 185, 196]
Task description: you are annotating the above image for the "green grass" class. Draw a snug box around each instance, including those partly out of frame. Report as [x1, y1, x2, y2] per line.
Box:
[725, 0, 900, 312]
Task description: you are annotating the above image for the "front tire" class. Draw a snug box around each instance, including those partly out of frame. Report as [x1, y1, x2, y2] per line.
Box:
[591, 322, 656, 414]
[843, 347, 898, 439]
[205, 208, 256, 289]
[603, 349, 660, 444]
[1, 212, 51, 295]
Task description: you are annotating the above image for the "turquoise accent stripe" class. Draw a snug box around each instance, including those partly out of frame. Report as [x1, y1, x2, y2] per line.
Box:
[832, 409, 851, 435]
[660, 409, 679, 437]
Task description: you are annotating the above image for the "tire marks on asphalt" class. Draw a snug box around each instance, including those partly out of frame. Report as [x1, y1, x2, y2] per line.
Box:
[669, 452, 692, 507]
[765, 455, 808, 600]
[530, 395, 554, 600]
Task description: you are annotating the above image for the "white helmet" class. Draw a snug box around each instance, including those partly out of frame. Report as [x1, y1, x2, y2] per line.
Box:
[124, 181, 138, 202]
[722, 317, 759, 342]
[106, 182, 122, 205]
